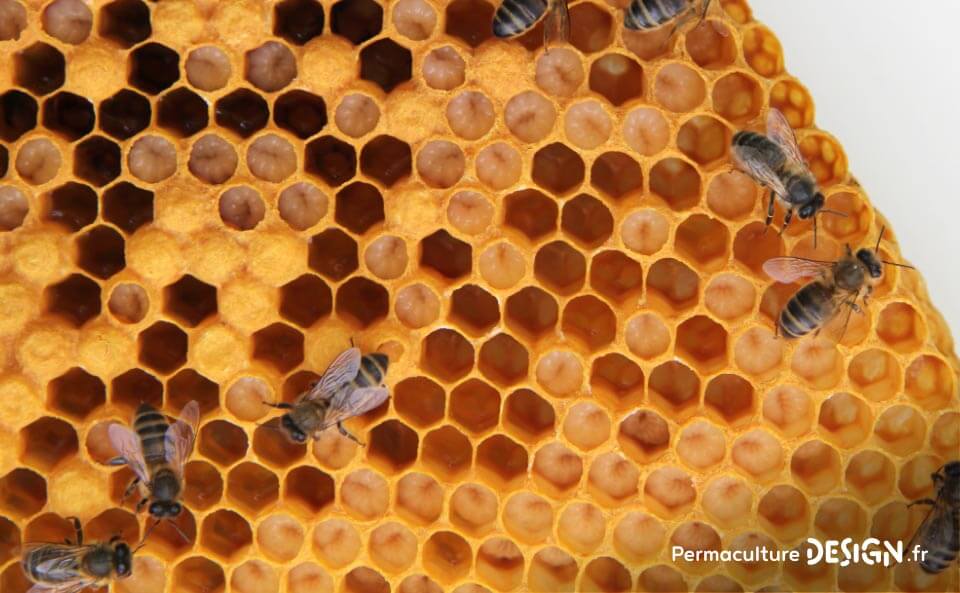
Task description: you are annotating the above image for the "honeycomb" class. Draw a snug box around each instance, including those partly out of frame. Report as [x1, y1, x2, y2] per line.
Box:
[0, 0, 957, 592]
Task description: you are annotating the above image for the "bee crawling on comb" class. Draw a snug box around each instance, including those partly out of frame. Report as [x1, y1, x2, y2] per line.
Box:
[763, 227, 914, 341]
[264, 346, 390, 446]
[623, 0, 728, 42]
[21, 516, 152, 593]
[493, 0, 570, 51]
[905, 461, 960, 574]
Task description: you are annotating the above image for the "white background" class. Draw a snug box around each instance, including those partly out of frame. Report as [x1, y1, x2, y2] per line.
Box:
[749, 0, 960, 341]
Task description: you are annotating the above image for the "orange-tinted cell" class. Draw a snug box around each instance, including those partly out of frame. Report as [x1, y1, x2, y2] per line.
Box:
[591, 353, 644, 410]
[618, 409, 670, 464]
[477, 434, 529, 491]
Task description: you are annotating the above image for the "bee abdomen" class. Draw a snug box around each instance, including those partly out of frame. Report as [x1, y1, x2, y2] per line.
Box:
[355, 353, 388, 388]
[732, 130, 786, 170]
[133, 404, 169, 463]
[920, 546, 959, 574]
[493, 0, 548, 38]
[625, 0, 688, 30]
[779, 282, 834, 339]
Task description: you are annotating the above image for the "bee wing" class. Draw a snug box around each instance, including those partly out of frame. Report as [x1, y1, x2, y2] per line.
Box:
[107, 423, 150, 485]
[765, 108, 806, 165]
[304, 347, 362, 403]
[544, 0, 570, 46]
[27, 580, 95, 593]
[905, 501, 951, 561]
[762, 257, 834, 284]
[731, 141, 790, 198]
[318, 387, 390, 433]
[165, 400, 200, 476]
[24, 544, 95, 591]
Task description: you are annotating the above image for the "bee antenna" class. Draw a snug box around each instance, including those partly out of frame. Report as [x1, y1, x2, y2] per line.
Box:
[134, 519, 160, 553]
[819, 208, 849, 218]
[812, 214, 818, 249]
[874, 225, 886, 252]
[881, 260, 915, 270]
[166, 519, 192, 544]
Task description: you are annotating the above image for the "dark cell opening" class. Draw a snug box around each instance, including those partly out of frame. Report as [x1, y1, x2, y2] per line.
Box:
[359, 39, 412, 93]
[274, 90, 327, 139]
[111, 368, 162, 412]
[307, 228, 358, 280]
[335, 277, 389, 328]
[0, 90, 38, 142]
[45, 273, 101, 327]
[420, 230, 472, 280]
[504, 286, 558, 340]
[157, 87, 209, 138]
[129, 42, 181, 95]
[280, 274, 332, 328]
[561, 194, 614, 247]
[589, 54, 644, 106]
[44, 182, 97, 232]
[504, 189, 558, 242]
[20, 416, 79, 472]
[138, 321, 188, 375]
[274, 0, 326, 45]
[74, 136, 121, 187]
[394, 377, 445, 428]
[335, 182, 384, 234]
[450, 379, 500, 434]
[0, 146, 7, 178]
[253, 323, 305, 374]
[445, 0, 494, 48]
[15, 42, 66, 96]
[215, 89, 269, 138]
[359, 135, 412, 187]
[164, 275, 218, 327]
[284, 466, 335, 515]
[48, 367, 105, 420]
[450, 284, 500, 335]
[102, 181, 154, 234]
[330, 0, 383, 45]
[42, 92, 95, 140]
[367, 420, 419, 474]
[98, 89, 151, 140]
[591, 152, 643, 201]
[534, 241, 586, 295]
[532, 143, 585, 196]
[0, 469, 46, 519]
[167, 369, 219, 417]
[253, 419, 307, 468]
[305, 136, 357, 187]
[76, 225, 125, 279]
[98, 0, 151, 47]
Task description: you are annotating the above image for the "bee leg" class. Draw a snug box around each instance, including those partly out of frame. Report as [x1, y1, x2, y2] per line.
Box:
[337, 422, 365, 446]
[264, 401, 293, 410]
[135, 497, 149, 514]
[121, 478, 141, 505]
[908, 498, 937, 508]
[780, 208, 794, 235]
[762, 190, 776, 233]
[701, 0, 712, 20]
[65, 516, 83, 545]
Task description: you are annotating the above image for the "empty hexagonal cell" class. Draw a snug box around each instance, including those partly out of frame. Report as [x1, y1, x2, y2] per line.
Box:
[874, 404, 926, 456]
[534, 241, 586, 296]
[531, 143, 585, 196]
[675, 214, 730, 273]
[270, 0, 324, 45]
[501, 388, 554, 444]
[504, 189, 558, 243]
[790, 439, 842, 495]
[0, 468, 46, 518]
[447, 284, 498, 336]
[98, 89, 150, 141]
[421, 329, 474, 383]
[646, 258, 700, 315]
[274, 90, 327, 140]
[685, 18, 736, 68]
[360, 38, 412, 93]
[330, 0, 382, 44]
[215, 89, 269, 138]
[41, 91, 94, 141]
[162, 275, 217, 328]
[15, 42, 65, 96]
[278, 274, 332, 329]
[591, 353, 644, 410]
[227, 461, 279, 515]
[96, 0, 150, 46]
[367, 420, 418, 474]
[73, 136, 121, 187]
[423, 531, 473, 584]
[589, 54, 643, 107]
[703, 373, 754, 427]
[201, 508, 252, 561]
[561, 295, 616, 351]
[757, 484, 809, 542]
[444, 0, 492, 47]
[128, 42, 180, 95]
[650, 157, 702, 211]
[648, 360, 701, 420]
[168, 369, 219, 418]
[561, 194, 613, 248]
[818, 392, 872, 449]
[0, 90, 38, 142]
[76, 225, 125, 279]
[503, 287, 558, 341]
[419, 229, 472, 281]
[138, 321, 188, 374]
[335, 277, 389, 328]
[157, 87, 208, 138]
[588, 251, 642, 306]
[393, 377, 444, 429]
[19, 417, 78, 471]
[110, 368, 161, 413]
[253, 420, 306, 468]
[305, 136, 357, 187]
[334, 182, 383, 235]
[590, 153, 642, 202]
[675, 315, 728, 374]
[421, 425, 472, 480]
[252, 323, 304, 373]
[617, 409, 669, 464]
[477, 434, 528, 490]
[44, 273, 101, 327]
[48, 367, 105, 420]
[450, 379, 501, 435]
[307, 228, 358, 280]
[40, 182, 94, 232]
[171, 557, 224, 593]
[283, 466, 334, 516]
[102, 182, 153, 234]
[360, 135, 411, 187]
[712, 72, 763, 124]
[478, 334, 528, 387]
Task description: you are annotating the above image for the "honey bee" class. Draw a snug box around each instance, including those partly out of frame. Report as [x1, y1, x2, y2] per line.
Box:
[624, 0, 710, 33]
[907, 461, 960, 574]
[267, 347, 389, 445]
[21, 516, 140, 593]
[493, 0, 570, 49]
[763, 228, 912, 340]
[106, 401, 199, 535]
[733, 108, 844, 247]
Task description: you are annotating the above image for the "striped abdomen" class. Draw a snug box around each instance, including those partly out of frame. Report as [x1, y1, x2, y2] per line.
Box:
[731, 130, 786, 170]
[919, 509, 959, 574]
[24, 545, 82, 584]
[133, 403, 169, 466]
[493, 0, 548, 38]
[351, 353, 389, 389]
[778, 282, 835, 339]
[625, 0, 689, 30]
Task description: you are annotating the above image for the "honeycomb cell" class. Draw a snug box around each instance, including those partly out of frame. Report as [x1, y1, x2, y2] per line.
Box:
[817, 391, 872, 448]
[447, 91, 495, 141]
[185, 46, 231, 92]
[535, 241, 586, 295]
[278, 182, 327, 231]
[108, 283, 150, 324]
[704, 273, 755, 321]
[156, 88, 209, 139]
[257, 516, 304, 565]
[503, 388, 554, 444]
[790, 439, 842, 495]
[505, 189, 558, 242]
[19, 416, 78, 471]
[536, 350, 583, 397]
[305, 136, 357, 187]
[450, 379, 500, 435]
[278, 274, 332, 328]
[731, 428, 783, 482]
[695, 575, 742, 593]
[284, 466, 334, 515]
[478, 434, 529, 490]
[448, 191, 494, 237]
[101, 182, 153, 234]
[590, 152, 643, 201]
[904, 354, 954, 411]
[876, 302, 925, 353]
[395, 283, 440, 329]
[74, 136, 121, 187]
[162, 275, 217, 328]
[476, 537, 525, 591]
[588, 451, 640, 506]
[287, 563, 333, 593]
[679, 116, 731, 170]
[128, 136, 178, 185]
[707, 171, 758, 221]
[172, 557, 225, 593]
[392, 378, 444, 430]
[48, 367, 105, 420]
[252, 323, 304, 373]
[308, 228, 358, 280]
[504, 287, 558, 341]
[129, 43, 180, 95]
[418, 230, 470, 281]
[844, 449, 896, 505]
[360, 39, 412, 93]
[701, 476, 752, 528]
[335, 182, 384, 235]
[646, 258, 700, 316]
[0, 516, 18, 565]
[505, 91, 557, 143]
[231, 560, 280, 593]
[701, 373, 753, 428]
[219, 186, 265, 231]
[478, 334, 528, 386]
[423, 530, 473, 583]
[647, 361, 699, 421]
[366, 419, 418, 473]
[563, 402, 610, 451]
[272, 92, 327, 141]
[671, 521, 722, 574]
[757, 484, 809, 542]
[676, 421, 725, 471]
[201, 508, 252, 561]
[562, 195, 613, 248]
[189, 134, 238, 184]
[253, 420, 306, 468]
[0, 0, 26, 40]
[446, 285, 498, 336]
[588, 54, 643, 108]
[618, 409, 669, 463]
[313, 519, 362, 569]
[96, 90, 150, 141]
[580, 556, 631, 593]
[421, 425, 472, 480]
[0, 90, 38, 142]
[395, 472, 443, 524]
[42, 92, 95, 141]
[44, 273, 101, 327]
[17, 137, 62, 185]
[734, 221, 785, 276]
[535, 48, 584, 98]
[215, 89, 269, 139]
[712, 72, 763, 123]
[392, 0, 436, 40]
[416, 140, 465, 189]
[98, 0, 150, 47]
[183, 460, 223, 510]
[931, 411, 960, 458]
[743, 25, 784, 77]
[369, 522, 417, 573]
[246, 41, 297, 93]
[167, 370, 218, 418]
[422, 45, 466, 91]
[0, 468, 46, 518]
[815, 498, 867, 541]
[227, 461, 279, 515]
[15, 42, 65, 96]
[335, 277, 389, 327]
[873, 404, 926, 456]
[531, 143, 584, 196]
[650, 157, 702, 211]
[676, 315, 728, 373]
[475, 142, 522, 190]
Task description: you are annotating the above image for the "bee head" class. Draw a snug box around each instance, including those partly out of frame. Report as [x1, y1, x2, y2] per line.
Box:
[944, 461, 960, 478]
[798, 193, 825, 219]
[855, 248, 883, 278]
[148, 501, 182, 518]
[281, 414, 307, 443]
[113, 542, 133, 578]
